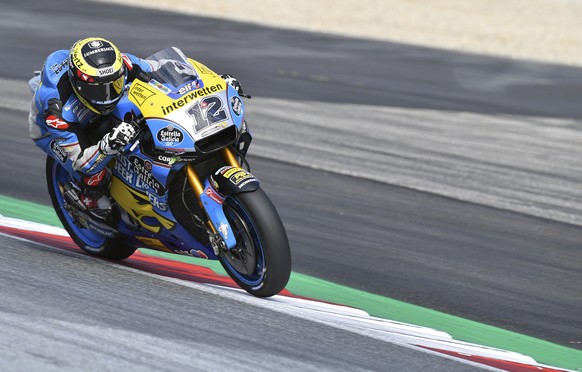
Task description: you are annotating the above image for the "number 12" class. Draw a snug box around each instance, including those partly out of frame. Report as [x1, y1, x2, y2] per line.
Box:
[186, 96, 227, 132]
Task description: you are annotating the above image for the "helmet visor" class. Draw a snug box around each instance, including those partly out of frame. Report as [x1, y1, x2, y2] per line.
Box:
[75, 74, 125, 107]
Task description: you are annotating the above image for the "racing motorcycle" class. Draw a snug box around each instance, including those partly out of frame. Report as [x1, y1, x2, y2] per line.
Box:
[36, 47, 291, 297]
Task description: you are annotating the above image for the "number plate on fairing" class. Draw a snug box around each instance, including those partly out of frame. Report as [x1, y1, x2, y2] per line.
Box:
[127, 64, 244, 154]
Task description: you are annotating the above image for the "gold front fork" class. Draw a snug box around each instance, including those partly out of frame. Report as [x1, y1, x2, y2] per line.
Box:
[184, 146, 240, 234]
[185, 163, 205, 196]
[221, 147, 241, 167]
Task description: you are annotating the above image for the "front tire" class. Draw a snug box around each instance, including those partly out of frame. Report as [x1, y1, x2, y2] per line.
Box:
[220, 188, 291, 297]
[46, 156, 136, 260]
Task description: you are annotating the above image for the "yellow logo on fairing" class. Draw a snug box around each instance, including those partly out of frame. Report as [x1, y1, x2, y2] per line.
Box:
[110, 176, 175, 233]
[128, 80, 173, 117]
[129, 82, 156, 106]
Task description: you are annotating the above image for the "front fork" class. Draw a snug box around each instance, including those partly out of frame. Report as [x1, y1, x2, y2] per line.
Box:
[185, 148, 241, 255]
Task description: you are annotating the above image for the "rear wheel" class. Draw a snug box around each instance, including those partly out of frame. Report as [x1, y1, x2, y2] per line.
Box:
[46, 156, 136, 260]
[220, 188, 291, 297]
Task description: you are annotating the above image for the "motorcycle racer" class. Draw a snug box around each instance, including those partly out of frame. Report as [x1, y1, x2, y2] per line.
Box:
[28, 37, 245, 221]
[28, 37, 153, 220]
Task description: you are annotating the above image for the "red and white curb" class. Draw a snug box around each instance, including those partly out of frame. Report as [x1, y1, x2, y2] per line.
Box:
[0, 215, 572, 372]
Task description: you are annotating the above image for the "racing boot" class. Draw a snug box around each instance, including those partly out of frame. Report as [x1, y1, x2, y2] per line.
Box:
[62, 168, 113, 222]
[79, 188, 113, 221]
[79, 168, 113, 221]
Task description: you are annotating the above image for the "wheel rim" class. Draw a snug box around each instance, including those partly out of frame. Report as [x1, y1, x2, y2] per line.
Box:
[222, 197, 266, 287]
[52, 162, 106, 249]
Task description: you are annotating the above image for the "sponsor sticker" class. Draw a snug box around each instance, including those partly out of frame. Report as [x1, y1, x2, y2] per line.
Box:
[216, 166, 258, 189]
[85, 169, 106, 186]
[162, 147, 187, 153]
[149, 79, 171, 94]
[130, 83, 156, 106]
[155, 154, 177, 165]
[200, 122, 228, 138]
[132, 157, 165, 195]
[85, 153, 107, 173]
[231, 96, 243, 116]
[49, 60, 67, 75]
[50, 140, 67, 163]
[88, 40, 104, 49]
[237, 178, 257, 189]
[146, 191, 168, 211]
[222, 167, 244, 178]
[156, 125, 184, 146]
[46, 115, 69, 130]
[218, 223, 229, 240]
[122, 155, 166, 195]
[175, 80, 201, 95]
[161, 83, 223, 116]
[230, 171, 253, 185]
[83, 46, 114, 58]
[72, 51, 84, 69]
[204, 187, 223, 205]
[86, 220, 116, 238]
[96, 67, 115, 76]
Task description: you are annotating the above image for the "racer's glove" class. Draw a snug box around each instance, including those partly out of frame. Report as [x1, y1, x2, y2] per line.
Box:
[44, 98, 70, 130]
[129, 63, 151, 83]
[99, 122, 137, 155]
[123, 56, 151, 83]
[221, 74, 251, 98]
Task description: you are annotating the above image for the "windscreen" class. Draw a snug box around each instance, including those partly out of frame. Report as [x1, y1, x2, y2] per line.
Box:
[145, 47, 199, 89]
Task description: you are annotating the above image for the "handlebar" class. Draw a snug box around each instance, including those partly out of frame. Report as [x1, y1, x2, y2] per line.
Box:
[130, 115, 146, 130]
[137, 70, 151, 83]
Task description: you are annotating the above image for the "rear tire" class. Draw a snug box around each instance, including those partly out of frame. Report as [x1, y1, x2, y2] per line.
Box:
[220, 188, 291, 297]
[46, 156, 136, 260]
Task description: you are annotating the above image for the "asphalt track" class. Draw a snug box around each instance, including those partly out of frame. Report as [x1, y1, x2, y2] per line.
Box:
[0, 0, 581, 369]
[2, 234, 484, 371]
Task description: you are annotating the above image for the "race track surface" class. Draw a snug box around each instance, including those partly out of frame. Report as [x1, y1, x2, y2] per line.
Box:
[1, 234, 480, 371]
[0, 0, 581, 369]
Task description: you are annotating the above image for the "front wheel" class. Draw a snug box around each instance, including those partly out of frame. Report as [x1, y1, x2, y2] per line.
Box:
[220, 188, 291, 297]
[46, 156, 136, 260]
